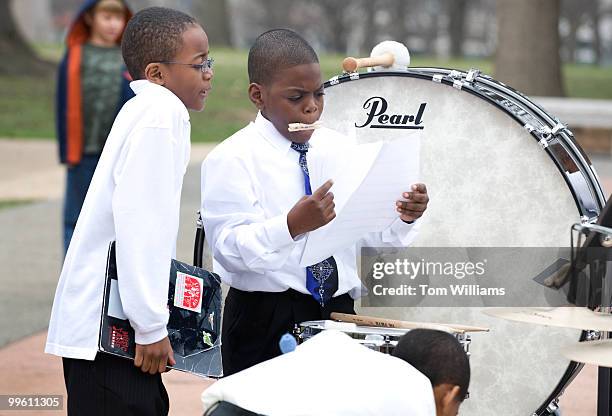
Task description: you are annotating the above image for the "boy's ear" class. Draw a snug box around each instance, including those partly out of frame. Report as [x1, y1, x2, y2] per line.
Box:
[248, 83, 265, 110]
[433, 384, 462, 416]
[144, 63, 165, 86]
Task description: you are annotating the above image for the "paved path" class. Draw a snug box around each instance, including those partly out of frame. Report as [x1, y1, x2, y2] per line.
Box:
[0, 138, 606, 415]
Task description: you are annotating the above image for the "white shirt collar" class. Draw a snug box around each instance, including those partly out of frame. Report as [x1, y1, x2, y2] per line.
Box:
[130, 80, 190, 122]
[253, 111, 293, 154]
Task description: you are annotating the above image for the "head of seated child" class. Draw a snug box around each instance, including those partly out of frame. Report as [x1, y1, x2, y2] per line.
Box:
[393, 329, 471, 416]
[121, 6, 213, 111]
[248, 29, 324, 144]
[84, 0, 129, 47]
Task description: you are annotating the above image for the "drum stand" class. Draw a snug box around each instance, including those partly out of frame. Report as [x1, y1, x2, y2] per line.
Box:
[571, 223, 612, 416]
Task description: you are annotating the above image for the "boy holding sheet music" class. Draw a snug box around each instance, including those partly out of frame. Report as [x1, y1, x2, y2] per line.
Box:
[200, 29, 428, 376]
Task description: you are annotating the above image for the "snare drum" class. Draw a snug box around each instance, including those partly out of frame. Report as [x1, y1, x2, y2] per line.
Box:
[321, 69, 605, 416]
[295, 320, 471, 355]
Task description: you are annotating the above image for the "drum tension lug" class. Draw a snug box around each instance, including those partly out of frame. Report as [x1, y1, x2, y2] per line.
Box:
[551, 118, 574, 137]
[466, 68, 481, 82]
[449, 70, 463, 80]
[544, 398, 560, 415]
[452, 80, 464, 90]
[586, 330, 602, 341]
[435, 68, 481, 89]
[329, 75, 340, 86]
[538, 133, 553, 149]
[551, 121, 568, 136]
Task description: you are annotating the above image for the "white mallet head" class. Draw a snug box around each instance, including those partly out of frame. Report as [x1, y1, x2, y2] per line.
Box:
[369, 40, 411, 72]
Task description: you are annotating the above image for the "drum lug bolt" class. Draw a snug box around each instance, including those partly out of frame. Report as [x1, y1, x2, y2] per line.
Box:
[544, 398, 560, 415]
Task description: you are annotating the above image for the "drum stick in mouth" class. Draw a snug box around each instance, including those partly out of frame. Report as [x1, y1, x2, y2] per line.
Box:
[330, 312, 490, 334]
[288, 121, 322, 132]
[342, 52, 394, 72]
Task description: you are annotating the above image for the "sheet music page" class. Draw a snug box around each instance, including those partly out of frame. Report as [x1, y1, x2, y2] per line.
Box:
[300, 136, 420, 266]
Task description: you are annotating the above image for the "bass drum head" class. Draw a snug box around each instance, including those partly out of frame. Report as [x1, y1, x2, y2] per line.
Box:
[321, 72, 596, 415]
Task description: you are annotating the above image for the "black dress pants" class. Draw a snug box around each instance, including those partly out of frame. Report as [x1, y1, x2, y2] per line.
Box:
[221, 287, 355, 376]
[62, 353, 169, 416]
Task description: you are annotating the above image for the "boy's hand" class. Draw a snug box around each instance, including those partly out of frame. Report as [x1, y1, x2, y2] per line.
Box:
[288, 179, 336, 238]
[134, 336, 176, 375]
[396, 183, 429, 223]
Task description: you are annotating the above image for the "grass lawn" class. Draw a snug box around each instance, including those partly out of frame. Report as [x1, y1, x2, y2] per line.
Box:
[0, 200, 34, 210]
[1, 47, 611, 142]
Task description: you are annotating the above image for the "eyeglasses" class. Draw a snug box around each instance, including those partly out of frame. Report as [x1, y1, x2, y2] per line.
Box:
[158, 57, 214, 73]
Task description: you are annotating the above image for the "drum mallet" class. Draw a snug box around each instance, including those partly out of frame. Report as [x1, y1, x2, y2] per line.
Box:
[342, 40, 411, 73]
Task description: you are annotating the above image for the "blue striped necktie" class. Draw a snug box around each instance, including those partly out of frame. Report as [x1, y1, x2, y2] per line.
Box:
[290, 142, 338, 306]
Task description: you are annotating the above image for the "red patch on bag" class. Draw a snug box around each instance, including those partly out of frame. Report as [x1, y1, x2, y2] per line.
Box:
[174, 273, 203, 313]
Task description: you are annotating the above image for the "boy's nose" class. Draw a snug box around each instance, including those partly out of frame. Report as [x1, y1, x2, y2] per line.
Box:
[202, 71, 213, 85]
[304, 97, 318, 114]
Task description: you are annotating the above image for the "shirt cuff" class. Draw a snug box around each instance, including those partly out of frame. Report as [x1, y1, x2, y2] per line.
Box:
[382, 217, 419, 245]
[391, 217, 416, 233]
[134, 325, 168, 345]
[263, 214, 296, 249]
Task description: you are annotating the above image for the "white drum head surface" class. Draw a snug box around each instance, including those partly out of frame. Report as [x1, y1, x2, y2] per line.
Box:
[321, 73, 590, 415]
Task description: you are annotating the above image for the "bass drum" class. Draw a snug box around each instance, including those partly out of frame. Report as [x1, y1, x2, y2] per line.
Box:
[320, 69, 605, 415]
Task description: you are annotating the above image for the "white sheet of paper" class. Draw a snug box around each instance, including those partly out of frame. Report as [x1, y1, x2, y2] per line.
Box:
[300, 135, 421, 266]
[108, 279, 127, 320]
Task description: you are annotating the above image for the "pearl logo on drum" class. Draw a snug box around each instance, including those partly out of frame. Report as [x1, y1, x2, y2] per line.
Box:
[355, 96, 426, 130]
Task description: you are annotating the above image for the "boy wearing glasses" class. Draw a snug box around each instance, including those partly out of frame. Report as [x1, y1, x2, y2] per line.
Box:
[57, 0, 133, 255]
[46, 7, 213, 415]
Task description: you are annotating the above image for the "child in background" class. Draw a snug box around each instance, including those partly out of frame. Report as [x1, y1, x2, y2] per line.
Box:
[56, 0, 133, 254]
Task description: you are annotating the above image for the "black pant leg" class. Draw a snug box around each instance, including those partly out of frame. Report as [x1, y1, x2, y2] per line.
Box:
[322, 293, 356, 319]
[222, 288, 357, 376]
[62, 354, 169, 416]
[222, 288, 297, 376]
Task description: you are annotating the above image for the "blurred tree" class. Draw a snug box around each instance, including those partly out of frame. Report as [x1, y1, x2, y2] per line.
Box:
[561, 0, 602, 64]
[361, 0, 378, 53]
[421, 0, 441, 56]
[261, 0, 296, 28]
[584, 0, 602, 65]
[561, 0, 583, 62]
[447, 0, 467, 57]
[12, 0, 56, 44]
[317, 0, 351, 53]
[495, 0, 564, 96]
[193, 0, 233, 46]
[0, 0, 53, 75]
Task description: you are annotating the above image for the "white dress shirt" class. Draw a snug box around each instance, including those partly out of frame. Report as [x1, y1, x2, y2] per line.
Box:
[201, 330, 436, 416]
[200, 112, 418, 298]
[45, 80, 191, 360]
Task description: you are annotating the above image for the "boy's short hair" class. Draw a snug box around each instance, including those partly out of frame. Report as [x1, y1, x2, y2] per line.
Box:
[121, 7, 198, 80]
[93, 0, 126, 14]
[248, 29, 319, 85]
[392, 329, 470, 402]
